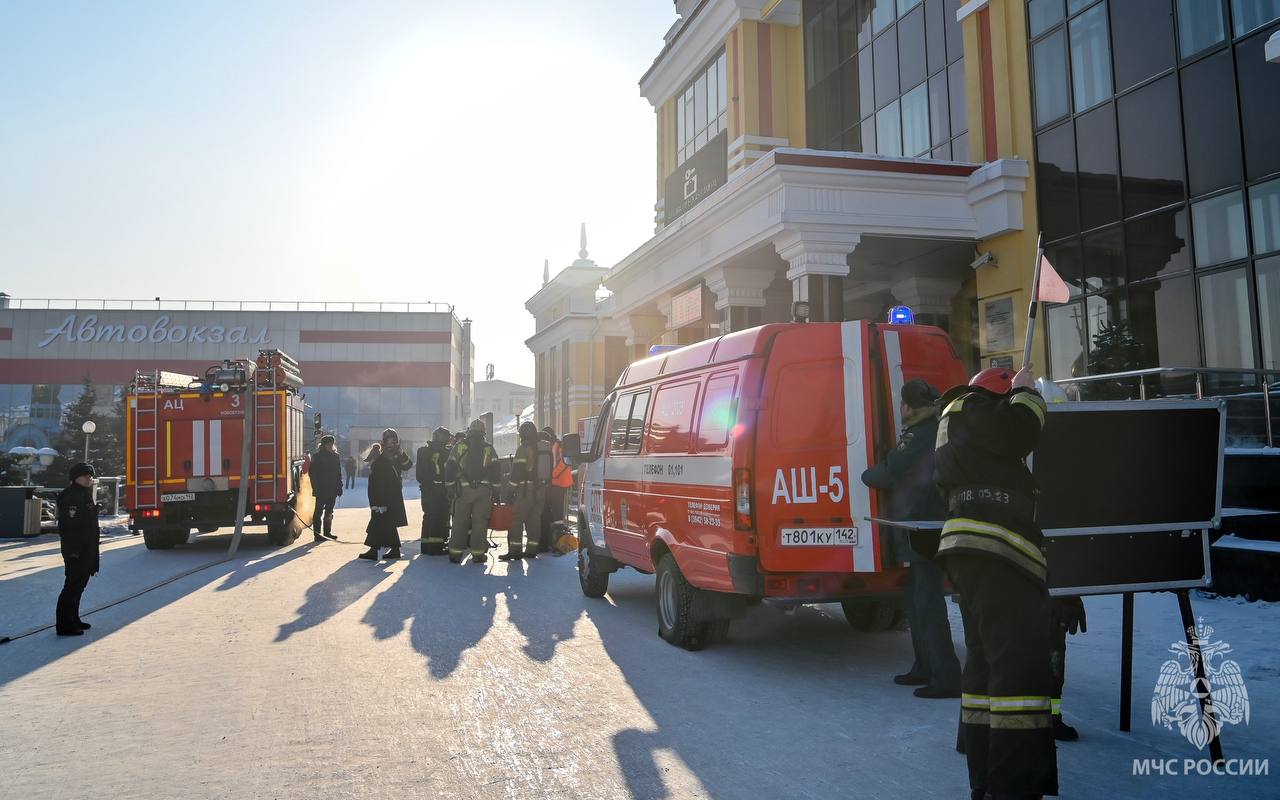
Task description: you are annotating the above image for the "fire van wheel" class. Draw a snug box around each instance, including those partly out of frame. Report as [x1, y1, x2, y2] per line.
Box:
[841, 599, 899, 632]
[577, 534, 610, 599]
[656, 553, 708, 651]
[143, 529, 175, 550]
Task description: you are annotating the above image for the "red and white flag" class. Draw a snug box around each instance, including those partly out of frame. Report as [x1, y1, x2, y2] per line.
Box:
[1036, 253, 1070, 303]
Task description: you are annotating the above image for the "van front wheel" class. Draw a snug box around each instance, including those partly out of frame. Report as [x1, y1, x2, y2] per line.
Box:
[656, 553, 708, 650]
[578, 533, 610, 598]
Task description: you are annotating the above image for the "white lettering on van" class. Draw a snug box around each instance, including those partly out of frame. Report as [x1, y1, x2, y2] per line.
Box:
[771, 465, 845, 505]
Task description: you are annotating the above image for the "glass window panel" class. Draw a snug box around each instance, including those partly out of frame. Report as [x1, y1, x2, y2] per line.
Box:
[1086, 292, 1134, 373]
[695, 71, 708, 135]
[1257, 255, 1280, 369]
[1075, 102, 1120, 230]
[1046, 238, 1087, 298]
[1082, 226, 1126, 292]
[926, 0, 946, 74]
[898, 6, 927, 91]
[948, 58, 967, 133]
[932, 141, 952, 159]
[1110, 0, 1175, 92]
[1181, 49, 1243, 196]
[676, 101, 685, 155]
[953, 130, 970, 161]
[876, 100, 903, 156]
[859, 45, 876, 120]
[839, 58, 860, 131]
[1232, 0, 1280, 35]
[898, 0, 922, 14]
[902, 82, 930, 156]
[839, 0, 860, 61]
[1069, 4, 1112, 112]
[862, 116, 877, 152]
[1048, 301, 1087, 379]
[841, 125, 863, 151]
[1191, 191, 1248, 265]
[1033, 30, 1070, 126]
[1129, 275, 1200, 367]
[1251, 178, 1280, 255]
[1199, 268, 1256, 368]
[706, 61, 718, 132]
[872, 0, 895, 32]
[1117, 75, 1186, 216]
[1237, 27, 1280, 180]
[874, 29, 899, 108]
[1037, 123, 1080, 241]
[1176, 0, 1226, 58]
[944, 0, 963, 61]
[1126, 207, 1191, 281]
[1029, 0, 1065, 37]
[928, 71, 951, 143]
[806, 13, 823, 88]
[857, 0, 875, 47]
[718, 52, 728, 116]
[1067, 0, 1095, 12]
[822, 2, 840, 76]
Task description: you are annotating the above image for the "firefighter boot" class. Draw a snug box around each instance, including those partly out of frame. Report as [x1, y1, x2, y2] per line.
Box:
[1053, 718, 1079, 741]
[499, 549, 524, 561]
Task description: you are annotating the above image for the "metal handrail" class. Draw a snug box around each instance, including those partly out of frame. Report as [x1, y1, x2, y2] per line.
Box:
[1054, 366, 1276, 448]
[0, 297, 456, 314]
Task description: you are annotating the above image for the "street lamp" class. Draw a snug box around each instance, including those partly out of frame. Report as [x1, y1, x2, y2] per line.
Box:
[6, 445, 57, 485]
[82, 419, 96, 463]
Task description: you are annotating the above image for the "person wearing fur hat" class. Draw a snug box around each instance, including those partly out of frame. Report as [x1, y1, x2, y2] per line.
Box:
[55, 463, 101, 636]
[358, 428, 412, 561]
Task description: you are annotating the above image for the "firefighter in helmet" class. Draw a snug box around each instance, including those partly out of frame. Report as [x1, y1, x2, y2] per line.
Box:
[500, 421, 545, 561]
[444, 419, 500, 564]
[416, 426, 453, 555]
[932, 365, 1057, 798]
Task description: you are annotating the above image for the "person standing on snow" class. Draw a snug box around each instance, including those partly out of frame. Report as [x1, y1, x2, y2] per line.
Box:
[445, 420, 501, 565]
[55, 463, 100, 636]
[358, 429, 412, 562]
[309, 435, 342, 543]
[416, 426, 453, 555]
[932, 366, 1057, 799]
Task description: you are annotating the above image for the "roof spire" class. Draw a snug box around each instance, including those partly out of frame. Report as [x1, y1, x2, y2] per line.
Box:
[543, 258, 550, 285]
[579, 222, 589, 260]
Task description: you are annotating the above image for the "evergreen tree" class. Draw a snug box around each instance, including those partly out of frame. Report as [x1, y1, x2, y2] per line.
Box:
[41, 376, 98, 486]
[1081, 320, 1145, 400]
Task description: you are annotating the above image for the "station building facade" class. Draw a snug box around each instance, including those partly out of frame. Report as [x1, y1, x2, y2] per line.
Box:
[0, 296, 476, 460]
[528, 0, 1280, 442]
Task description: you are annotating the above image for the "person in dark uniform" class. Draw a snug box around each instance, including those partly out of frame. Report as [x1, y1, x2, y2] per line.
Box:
[344, 454, 358, 490]
[55, 463, 100, 636]
[309, 435, 342, 543]
[861, 379, 962, 700]
[416, 426, 453, 555]
[500, 422, 544, 561]
[933, 366, 1056, 799]
[358, 428, 412, 562]
[445, 420, 501, 565]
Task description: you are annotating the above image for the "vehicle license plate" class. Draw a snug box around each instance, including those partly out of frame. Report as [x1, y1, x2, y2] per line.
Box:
[780, 527, 859, 546]
[160, 493, 195, 502]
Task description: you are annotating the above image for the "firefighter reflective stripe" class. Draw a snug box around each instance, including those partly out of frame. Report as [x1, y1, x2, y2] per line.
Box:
[1052, 698, 1062, 716]
[961, 693, 991, 725]
[988, 695, 1053, 730]
[192, 420, 206, 476]
[942, 395, 967, 417]
[1009, 392, 1047, 426]
[939, 518, 1048, 579]
[209, 420, 222, 475]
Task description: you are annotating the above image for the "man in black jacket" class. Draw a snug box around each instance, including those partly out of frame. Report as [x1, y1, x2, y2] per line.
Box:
[358, 428, 413, 562]
[861, 379, 961, 700]
[56, 462, 100, 636]
[309, 435, 342, 543]
[416, 426, 452, 555]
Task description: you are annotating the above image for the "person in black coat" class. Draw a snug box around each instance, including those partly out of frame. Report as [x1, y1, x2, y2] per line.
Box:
[358, 428, 412, 561]
[861, 379, 961, 699]
[309, 435, 342, 543]
[56, 462, 101, 636]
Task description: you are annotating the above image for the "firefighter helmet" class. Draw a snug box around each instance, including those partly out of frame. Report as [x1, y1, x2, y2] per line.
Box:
[518, 421, 538, 440]
[432, 426, 451, 444]
[468, 419, 485, 434]
[969, 367, 1015, 394]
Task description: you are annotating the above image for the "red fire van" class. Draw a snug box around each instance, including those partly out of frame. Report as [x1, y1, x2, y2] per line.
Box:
[563, 320, 968, 649]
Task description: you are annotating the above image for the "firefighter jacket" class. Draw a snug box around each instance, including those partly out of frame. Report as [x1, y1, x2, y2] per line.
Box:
[445, 433, 500, 488]
[550, 440, 573, 488]
[56, 482, 101, 575]
[932, 385, 1049, 584]
[309, 448, 343, 498]
[416, 443, 449, 485]
[508, 439, 539, 486]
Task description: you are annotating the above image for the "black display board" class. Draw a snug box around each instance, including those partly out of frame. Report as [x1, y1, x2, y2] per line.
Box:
[1045, 529, 1209, 596]
[1034, 401, 1224, 532]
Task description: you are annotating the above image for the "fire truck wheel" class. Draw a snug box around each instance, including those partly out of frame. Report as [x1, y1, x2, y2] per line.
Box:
[577, 533, 610, 599]
[266, 520, 288, 547]
[143, 529, 176, 550]
[840, 599, 900, 632]
[656, 553, 708, 650]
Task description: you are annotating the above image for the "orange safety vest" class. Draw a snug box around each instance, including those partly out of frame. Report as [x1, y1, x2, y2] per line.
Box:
[550, 441, 573, 488]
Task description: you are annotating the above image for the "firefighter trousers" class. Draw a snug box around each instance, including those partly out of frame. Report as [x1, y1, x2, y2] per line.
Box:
[508, 484, 544, 554]
[420, 483, 449, 552]
[448, 485, 492, 559]
[945, 553, 1058, 798]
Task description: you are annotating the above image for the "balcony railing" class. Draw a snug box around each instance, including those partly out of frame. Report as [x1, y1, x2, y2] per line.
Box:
[1054, 366, 1278, 449]
[0, 297, 455, 314]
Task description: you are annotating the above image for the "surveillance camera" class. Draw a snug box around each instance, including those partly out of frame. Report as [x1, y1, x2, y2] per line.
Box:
[970, 251, 997, 270]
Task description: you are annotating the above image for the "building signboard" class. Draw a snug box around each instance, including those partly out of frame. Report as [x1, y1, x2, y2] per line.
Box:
[669, 285, 703, 329]
[983, 296, 1015, 353]
[663, 130, 728, 225]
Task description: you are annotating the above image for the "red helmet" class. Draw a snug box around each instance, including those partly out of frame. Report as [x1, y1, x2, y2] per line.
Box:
[969, 367, 1014, 394]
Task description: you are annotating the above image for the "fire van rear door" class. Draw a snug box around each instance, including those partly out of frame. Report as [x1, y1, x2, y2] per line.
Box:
[755, 321, 882, 573]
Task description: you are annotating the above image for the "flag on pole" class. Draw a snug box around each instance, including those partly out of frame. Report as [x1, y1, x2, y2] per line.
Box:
[1036, 253, 1070, 303]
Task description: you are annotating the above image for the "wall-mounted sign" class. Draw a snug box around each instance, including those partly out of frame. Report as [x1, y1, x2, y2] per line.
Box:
[983, 296, 1015, 353]
[669, 286, 703, 329]
[38, 313, 272, 348]
[989, 355, 1015, 369]
[663, 130, 728, 225]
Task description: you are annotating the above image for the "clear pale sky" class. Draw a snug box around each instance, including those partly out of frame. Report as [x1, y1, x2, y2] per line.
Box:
[0, 1, 673, 387]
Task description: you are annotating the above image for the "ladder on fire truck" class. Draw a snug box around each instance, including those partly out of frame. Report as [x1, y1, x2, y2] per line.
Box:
[131, 371, 161, 509]
[253, 356, 280, 505]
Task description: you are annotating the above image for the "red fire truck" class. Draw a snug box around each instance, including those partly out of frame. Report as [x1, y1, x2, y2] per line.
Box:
[126, 349, 313, 550]
[563, 321, 968, 649]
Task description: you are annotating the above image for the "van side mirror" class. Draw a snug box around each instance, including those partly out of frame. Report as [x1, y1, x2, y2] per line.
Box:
[561, 433, 587, 465]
